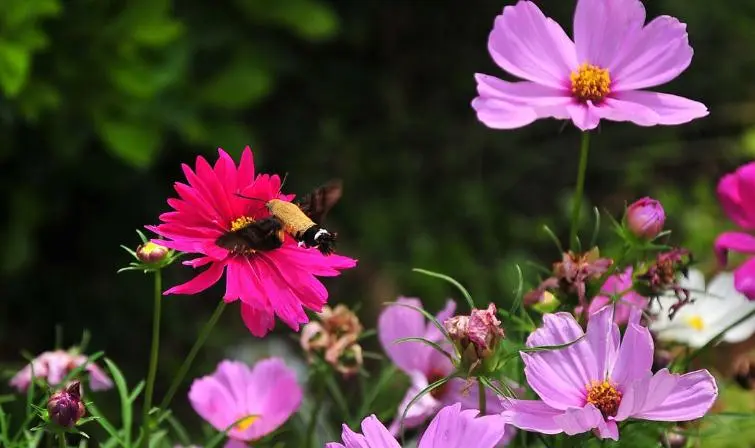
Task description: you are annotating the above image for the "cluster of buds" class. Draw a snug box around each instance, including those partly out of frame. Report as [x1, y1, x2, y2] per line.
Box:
[47, 381, 85, 428]
[636, 248, 693, 319]
[300, 305, 363, 376]
[444, 303, 505, 375]
[525, 248, 613, 309]
[625, 197, 666, 240]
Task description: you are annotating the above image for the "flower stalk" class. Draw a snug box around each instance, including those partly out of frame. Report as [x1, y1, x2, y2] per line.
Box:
[570, 132, 591, 250]
[141, 269, 162, 446]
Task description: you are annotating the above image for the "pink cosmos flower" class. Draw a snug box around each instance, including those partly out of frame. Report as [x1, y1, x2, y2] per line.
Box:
[502, 306, 717, 440]
[472, 0, 708, 131]
[10, 350, 113, 392]
[586, 267, 648, 325]
[714, 162, 755, 300]
[148, 147, 357, 337]
[327, 403, 506, 448]
[378, 297, 515, 445]
[188, 358, 302, 447]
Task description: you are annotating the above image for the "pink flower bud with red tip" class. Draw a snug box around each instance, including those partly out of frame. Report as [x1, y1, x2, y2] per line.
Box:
[47, 381, 85, 428]
[626, 197, 666, 239]
[136, 241, 170, 264]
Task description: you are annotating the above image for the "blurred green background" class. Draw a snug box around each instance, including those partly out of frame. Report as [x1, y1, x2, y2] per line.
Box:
[1, 0, 754, 444]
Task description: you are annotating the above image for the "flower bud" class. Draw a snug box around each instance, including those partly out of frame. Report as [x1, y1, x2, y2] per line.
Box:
[626, 197, 665, 239]
[136, 241, 170, 264]
[444, 304, 505, 373]
[47, 381, 85, 428]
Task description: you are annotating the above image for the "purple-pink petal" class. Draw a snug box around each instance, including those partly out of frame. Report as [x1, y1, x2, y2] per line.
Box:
[567, 103, 601, 131]
[164, 262, 225, 295]
[418, 403, 507, 448]
[607, 90, 708, 126]
[714, 231, 755, 266]
[471, 96, 538, 130]
[501, 399, 566, 435]
[574, 0, 646, 69]
[378, 297, 436, 374]
[718, 172, 754, 229]
[610, 318, 653, 386]
[631, 369, 717, 421]
[734, 258, 755, 301]
[552, 404, 603, 436]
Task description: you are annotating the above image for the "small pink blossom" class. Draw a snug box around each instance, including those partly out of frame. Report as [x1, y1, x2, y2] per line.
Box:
[502, 306, 717, 440]
[10, 350, 112, 393]
[714, 162, 755, 300]
[148, 147, 357, 336]
[472, 0, 707, 131]
[626, 197, 666, 239]
[327, 403, 507, 448]
[586, 268, 648, 325]
[189, 358, 302, 446]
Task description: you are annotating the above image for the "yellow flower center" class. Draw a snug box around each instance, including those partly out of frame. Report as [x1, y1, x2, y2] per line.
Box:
[685, 315, 705, 331]
[230, 216, 256, 231]
[570, 63, 611, 103]
[586, 380, 622, 418]
[236, 414, 260, 431]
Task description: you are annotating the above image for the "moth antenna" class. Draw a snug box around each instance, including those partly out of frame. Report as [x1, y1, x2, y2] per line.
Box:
[278, 172, 290, 196]
[234, 191, 266, 202]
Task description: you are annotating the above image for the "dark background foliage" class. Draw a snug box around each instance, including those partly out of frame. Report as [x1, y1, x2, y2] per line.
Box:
[1, 0, 754, 443]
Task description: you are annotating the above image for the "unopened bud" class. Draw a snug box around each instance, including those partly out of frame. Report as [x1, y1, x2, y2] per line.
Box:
[47, 382, 85, 428]
[626, 197, 665, 240]
[664, 430, 687, 448]
[444, 304, 505, 373]
[136, 242, 170, 264]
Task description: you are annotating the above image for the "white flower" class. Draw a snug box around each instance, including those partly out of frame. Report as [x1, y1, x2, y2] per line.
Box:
[650, 269, 755, 348]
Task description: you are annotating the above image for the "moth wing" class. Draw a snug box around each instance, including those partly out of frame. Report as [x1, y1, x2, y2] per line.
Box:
[215, 217, 284, 251]
[297, 179, 343, 223]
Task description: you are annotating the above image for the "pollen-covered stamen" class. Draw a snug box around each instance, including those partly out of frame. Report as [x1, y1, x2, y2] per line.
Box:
[686, 315, 705, 331]
[230, 216, 256, 232]
[235, 414, 260, 431]
[570, 63, 611, 103]
[586, 380, 622, 418]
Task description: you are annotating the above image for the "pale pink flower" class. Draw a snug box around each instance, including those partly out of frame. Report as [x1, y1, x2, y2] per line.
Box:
[586, 267, 648, 325]
[714, 162, 755, 300]
[502, 306, 717, 440]
[188, 358, 302, 447]
[148, 147, 357, 337]
[327, 403, 506, 448]
[10, 350, 112, 392]
[472, 0, 708, 131]
[378, 297, 515, 445]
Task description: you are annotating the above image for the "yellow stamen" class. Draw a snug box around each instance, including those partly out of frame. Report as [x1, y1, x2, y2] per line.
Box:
[586, 380, 622, 418]
[570, 63, 611, 103]
[686, 315, 705, 331]
[230, 216, 256, 232]
[236, 415, 260, 431]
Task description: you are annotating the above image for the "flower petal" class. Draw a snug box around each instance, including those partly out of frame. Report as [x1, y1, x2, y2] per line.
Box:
[586, 306, 621, 379]
[734, 258, 755, 301]
[610, 319, 653, 386]
[358, 416, 401, 448]
[631, 369, 717, 421]
[418, 403, 507, 448]
[378, 297, 435, 374]
[574, 0, 646, 68]
[471, 96, 538, 130]
[501, 399, 566, 435]
[487, 1, 577, 88]
[715, 231, 755, 266]
[240, 302, 276, 337]
[164, 261, 225, 295]
[425, 299, 457, 342]
[567, 103, 601, 131]
[604, 90, 708, 126]
[610, 16, 692, 91]
[387, 371, 442, 435]
[524, 313, 597, 409]
[553, 404, 603, 436]
[732, 163, 755, 228]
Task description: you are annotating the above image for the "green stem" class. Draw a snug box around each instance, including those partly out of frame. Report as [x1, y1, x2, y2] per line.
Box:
[57, 434, 66, 448]
[478, 379, 486, 415]
[141, 270, 163, 446]
[686, 307, 755, 365]
[305, 380, 325, 448]
[159, 300, 227, 411]
[569, 132, 591, 250]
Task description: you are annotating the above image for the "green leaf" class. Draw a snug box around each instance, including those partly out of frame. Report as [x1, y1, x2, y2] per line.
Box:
[233, 0, 339, 40]
[97, 119, 161, 168]
[132, 20, 184, 46]
[0, 40, 30, 96]
[412, 268, 475, 310]
[200, 55, 273, 109]
[104, 358, 132, 447]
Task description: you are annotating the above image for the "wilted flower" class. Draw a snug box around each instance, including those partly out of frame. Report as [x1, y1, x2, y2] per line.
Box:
[715, 162, 755, 300]
[626, 197, 666, 240]
[472, 0, 707, 131]
[327, 403, 507, 448]
[300, 305, 364, 376]
[10, 350, 112, 393]
[649, 269, 755, 348]
[526, 248, 613, 308]
[47, 381, 85, 428]
[502, 306, 717, 440]
[148, 147, 357, 337]
[189, 358, 302, 444]
[136, 241, 170, 263]
[585, 267, 648, 325]
[636, 248, 693, 316]
[444, 303, 505, 372]
[378, 297, 517, 443]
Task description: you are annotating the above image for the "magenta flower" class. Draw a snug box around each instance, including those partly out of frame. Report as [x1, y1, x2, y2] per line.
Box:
[327, 403, 506, 448]
[472, 0, 708, 131]
[714, 162, 755, 300]
[10, 350, 112, 392]
[148, 147, 357, 336]
[189, 358, 302, 446]
[586, 268, 648, 325]
[378, 297, 514, 444]
[502, 306, 717, 440]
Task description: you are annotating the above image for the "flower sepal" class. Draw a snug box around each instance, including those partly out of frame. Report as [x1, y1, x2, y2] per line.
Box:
[118, 230, 180, 273]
